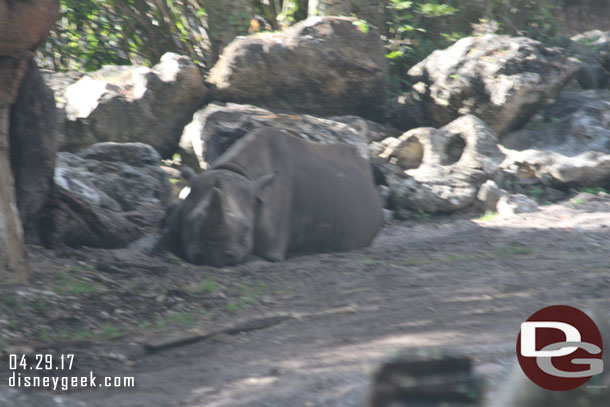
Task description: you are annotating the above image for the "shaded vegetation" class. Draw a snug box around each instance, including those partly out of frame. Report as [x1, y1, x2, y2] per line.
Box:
[40, 1, 563, 93]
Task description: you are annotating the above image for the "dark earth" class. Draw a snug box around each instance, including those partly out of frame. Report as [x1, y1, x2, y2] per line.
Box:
[1, 192, 609, 406]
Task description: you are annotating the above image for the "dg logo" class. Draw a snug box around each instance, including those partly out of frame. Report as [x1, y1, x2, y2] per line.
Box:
[517, 305, 604, 391]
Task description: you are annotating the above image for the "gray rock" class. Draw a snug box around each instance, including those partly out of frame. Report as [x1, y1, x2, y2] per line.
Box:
[374, 115, 505, 216]
[544, 187, 567, 202]
[180, 102, 399, 168]
[477, 180, 506, 212]
[54, 142, 171, 214]
[61, 53, 208, 157]
[406, 34, 580, 135]
[207, 17, 387, 121]
[501, 89, 610, 188]
[497, 194, 539, 216]
[47, 186, 142, 249]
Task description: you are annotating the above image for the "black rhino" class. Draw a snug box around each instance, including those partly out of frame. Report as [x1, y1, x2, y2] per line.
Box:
[159, 127, 382, 266]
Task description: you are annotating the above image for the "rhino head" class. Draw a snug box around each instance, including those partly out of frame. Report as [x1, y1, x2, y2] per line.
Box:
[162, 169, 275, 267]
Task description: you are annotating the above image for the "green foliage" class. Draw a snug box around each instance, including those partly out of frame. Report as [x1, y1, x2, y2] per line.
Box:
[41, 0, 208, 71]
[414, 208, 431, 223]
[385, 0, 465, 96]
[384, 0, 560, 96]
[164, 311, 197, 327]
[2, 296, 22, 310]
[100, 324, 125, 340]
[479, 211, 498, 221]
[575, 186, 608, 195]
[526, 186, 545, 201]
[353, 19, 370, 33]
[478, 0, 558, 42]
[53, 272, 105, 296]
[42, 0, 560, 100]
[494, 244, 535, 256]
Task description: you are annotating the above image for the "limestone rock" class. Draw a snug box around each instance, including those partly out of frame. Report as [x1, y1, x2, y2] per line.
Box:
[208, 17, 387, 121]
[61, 53, 208, 157]
[406, 34, 580, 135]
[374, 115, 505, 215]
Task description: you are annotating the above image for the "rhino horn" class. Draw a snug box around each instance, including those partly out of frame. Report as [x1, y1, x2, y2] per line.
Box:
[203, 187, 225, 230]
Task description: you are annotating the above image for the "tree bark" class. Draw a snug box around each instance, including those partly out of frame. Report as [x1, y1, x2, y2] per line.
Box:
[0, 105, 28, 282]
[308, 0, 386, 29]
[203, 0, 257, 64]
[0, 0, 60, 282]
[0, 0, 60, 56]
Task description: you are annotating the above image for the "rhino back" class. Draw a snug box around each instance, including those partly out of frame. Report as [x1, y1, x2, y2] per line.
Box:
[286, 139, 383, 255]
[213, 127, 382, 257]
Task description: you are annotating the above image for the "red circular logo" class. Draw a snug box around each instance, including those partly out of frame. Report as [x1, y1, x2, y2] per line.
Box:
[517, 305, 603, 391]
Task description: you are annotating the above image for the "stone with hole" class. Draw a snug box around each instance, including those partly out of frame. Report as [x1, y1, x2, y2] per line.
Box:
[373, 115, 505, 216]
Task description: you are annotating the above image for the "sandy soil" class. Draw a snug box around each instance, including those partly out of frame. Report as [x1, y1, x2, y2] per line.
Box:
[1, 192, 609, 406]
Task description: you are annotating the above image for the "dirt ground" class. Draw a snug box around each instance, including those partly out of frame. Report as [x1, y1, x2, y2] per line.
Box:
[1, 192, 610, 406]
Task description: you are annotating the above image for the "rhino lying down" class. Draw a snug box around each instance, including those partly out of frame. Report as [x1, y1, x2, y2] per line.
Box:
[159, 127, 383, 267]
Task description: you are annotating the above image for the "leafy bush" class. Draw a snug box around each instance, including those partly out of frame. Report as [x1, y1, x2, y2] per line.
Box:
[40, 0, 208, 71]
[384, 0, 560, 95]
[40, 0, 560, 98]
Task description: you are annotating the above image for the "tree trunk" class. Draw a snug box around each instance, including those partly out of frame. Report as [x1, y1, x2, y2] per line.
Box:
[204, 0, 257, 64]
[0, 0, 60, 282]
[308, 0, 386, 29]
[0, 105, 28, 282]
[0, 0, 60, 56]
[308, 0, 350, 17]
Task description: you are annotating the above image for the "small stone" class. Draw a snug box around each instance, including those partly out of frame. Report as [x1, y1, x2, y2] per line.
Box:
[2, 345, 35, 357]
[497, 194, 539, 216]
[477, 180, 506, 211]
[544, 187, 566, 202]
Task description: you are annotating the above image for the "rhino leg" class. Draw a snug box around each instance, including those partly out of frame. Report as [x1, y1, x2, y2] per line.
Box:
[253, 195, 290, 262]
[254, 223, 289, 262]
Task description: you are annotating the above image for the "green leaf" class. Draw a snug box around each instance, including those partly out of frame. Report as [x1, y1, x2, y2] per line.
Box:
[386, 50, 404, 60]
[353, 19, 369, 33]
[390, 0, 413, 11]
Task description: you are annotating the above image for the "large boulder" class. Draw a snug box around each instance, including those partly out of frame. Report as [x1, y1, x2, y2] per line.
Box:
[43, 186, 142, 249]
[207, 17, 387, 121]
[54, 143, 171, 217]
[500, 89, 610, 188]
[405, 34, 580, 135]
[9, 60, 56, 244]
[61, 53, 208, 157]
[372, 115, 504, 216]
[180, 102, 400, 169]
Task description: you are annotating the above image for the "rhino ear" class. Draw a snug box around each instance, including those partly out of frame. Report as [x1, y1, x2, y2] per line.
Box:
[180, 165, 197, 183]
[251, 172, 276, 193]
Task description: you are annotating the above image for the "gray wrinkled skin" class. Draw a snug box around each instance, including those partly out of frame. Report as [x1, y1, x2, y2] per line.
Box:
[159, 127, 383, 267]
